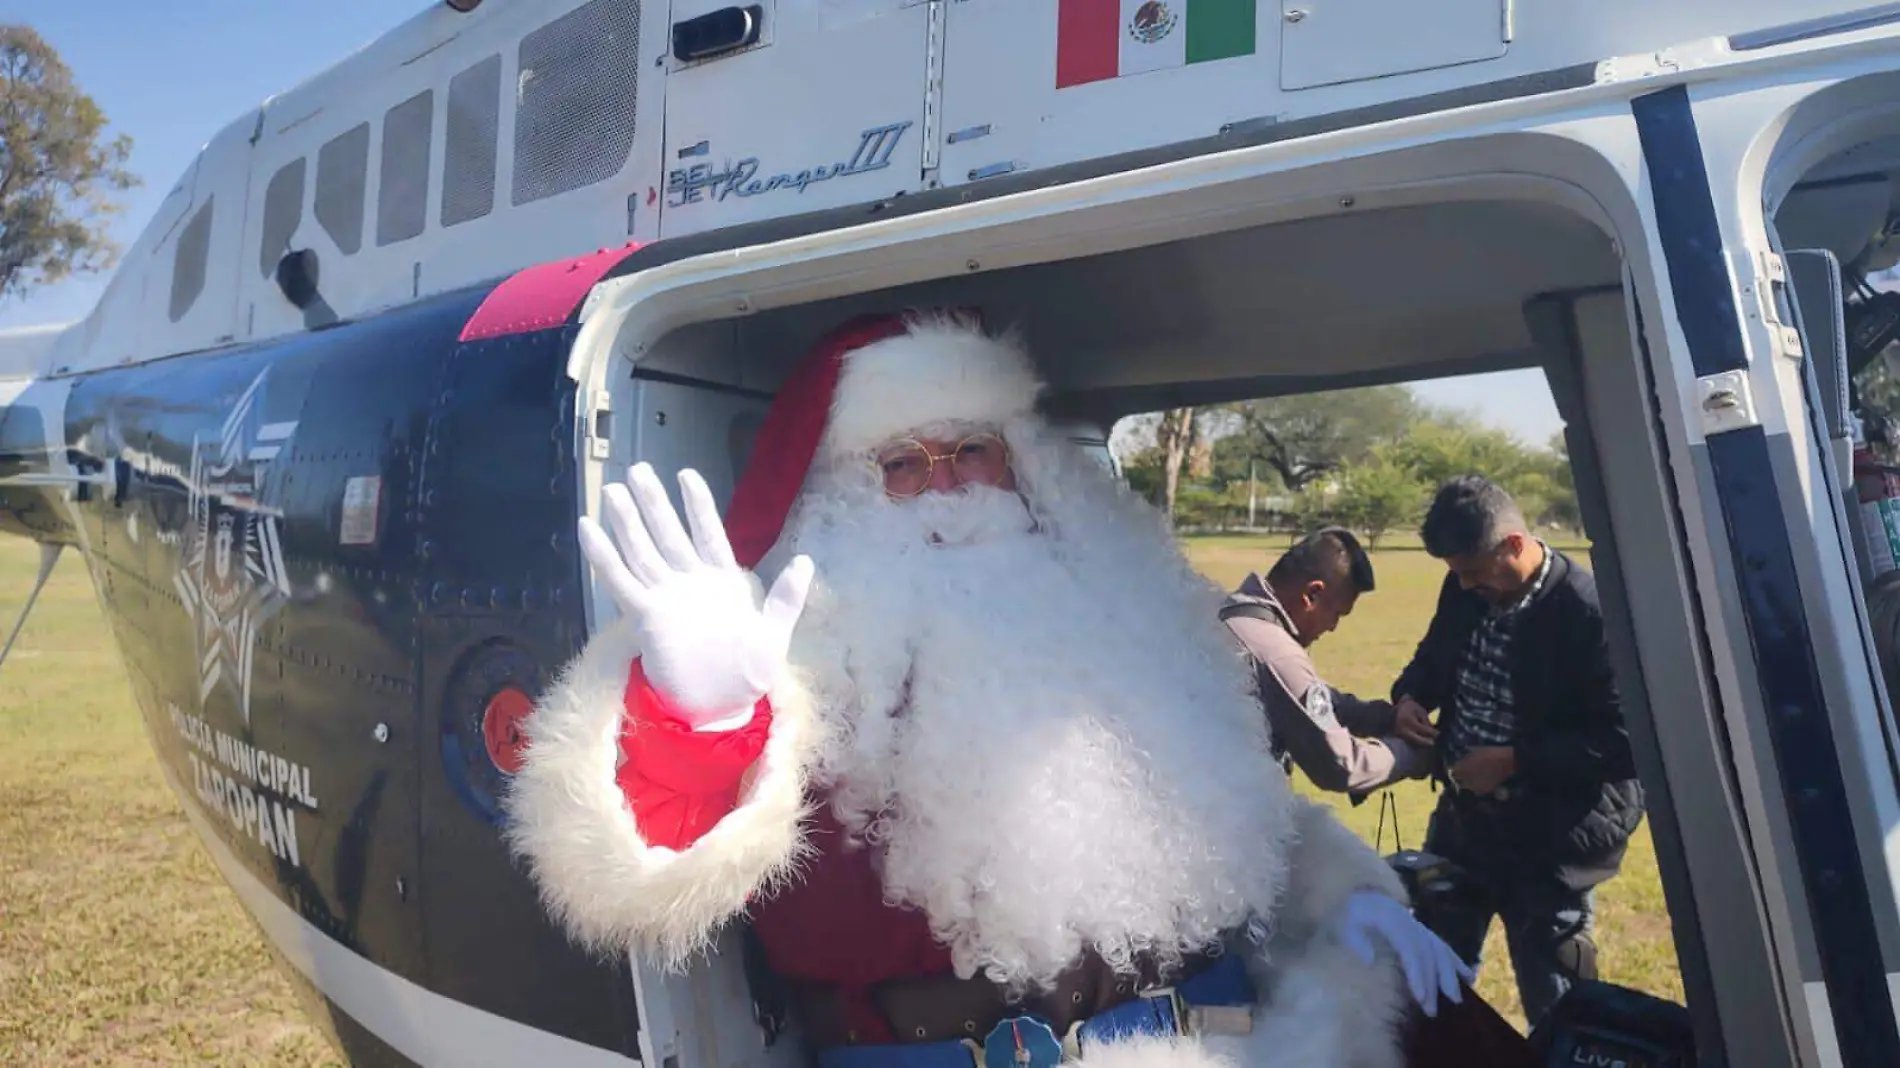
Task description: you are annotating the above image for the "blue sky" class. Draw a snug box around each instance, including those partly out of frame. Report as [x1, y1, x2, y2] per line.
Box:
[0, 0, 1564, 445]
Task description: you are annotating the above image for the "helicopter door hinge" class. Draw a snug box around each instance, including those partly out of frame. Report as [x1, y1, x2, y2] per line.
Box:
[1747, 247, 1806, 362]
[587, 391, 613, 460]
[921, 0, 947, 186]
[1697, 370, 1760, 437]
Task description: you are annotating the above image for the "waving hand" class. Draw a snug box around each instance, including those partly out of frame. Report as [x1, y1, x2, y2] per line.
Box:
[578, 463, 814, 730]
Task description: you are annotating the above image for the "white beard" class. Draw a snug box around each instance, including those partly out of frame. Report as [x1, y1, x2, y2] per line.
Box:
[764, 425, 1299, 992]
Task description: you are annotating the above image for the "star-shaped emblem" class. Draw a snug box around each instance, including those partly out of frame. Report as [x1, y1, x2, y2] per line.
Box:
[173, 369, 297, 724]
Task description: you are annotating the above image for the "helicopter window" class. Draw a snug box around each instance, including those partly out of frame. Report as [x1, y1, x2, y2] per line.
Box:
[378, 90, 434, 247]
[168, 196, 214, 323]
[512, 0, 642, 206]
[442, 55, 501, 227]
[316, 122, 370, 256]
[258, 159, 304, 278]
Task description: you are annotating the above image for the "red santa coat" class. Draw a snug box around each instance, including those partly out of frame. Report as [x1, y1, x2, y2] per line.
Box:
[619, 659, 955, 1044]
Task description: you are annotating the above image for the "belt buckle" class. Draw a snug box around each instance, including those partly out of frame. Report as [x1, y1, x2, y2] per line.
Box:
[1186, 1004, 1254, 1037]
[1141, 968, 1253, 1039]
[1069, 983, 1185, 1060]
[1136, 984, 1187, 1036]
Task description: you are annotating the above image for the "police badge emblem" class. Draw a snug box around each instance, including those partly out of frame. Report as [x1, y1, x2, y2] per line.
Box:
[1304, 684, 1342, 732]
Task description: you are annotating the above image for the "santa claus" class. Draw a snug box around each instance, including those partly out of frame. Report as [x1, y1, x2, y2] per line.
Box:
[503, 312, 1517, 1067]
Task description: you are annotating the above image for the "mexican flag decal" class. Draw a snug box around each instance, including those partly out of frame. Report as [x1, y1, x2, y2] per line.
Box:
[1057, 0, 1255, 88]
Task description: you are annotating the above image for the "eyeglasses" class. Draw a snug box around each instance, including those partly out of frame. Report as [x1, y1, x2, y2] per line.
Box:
[875, 432, 1011, 498]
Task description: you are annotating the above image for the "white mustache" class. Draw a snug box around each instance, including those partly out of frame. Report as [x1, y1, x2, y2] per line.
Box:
[896, 484, 1036, 547]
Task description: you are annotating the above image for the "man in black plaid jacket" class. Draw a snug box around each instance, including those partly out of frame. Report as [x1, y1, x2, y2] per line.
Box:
[1391, 475, 1646, 1030]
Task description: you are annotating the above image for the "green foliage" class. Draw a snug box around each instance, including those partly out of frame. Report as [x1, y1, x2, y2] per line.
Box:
[1120, 443, 1166, 506]
[1542, 432, 1583, 532]
[1171, 484, 1242, 530]
[1210, 431, 1281, 491]
[1285, 482, 1338, 535]
[1384, 413, 1533, 488]
[1375, 414, 1576, 532]
[0, 25, 138, 300]
[1117, 387, 1580, 538]
[1334, 449, 1425, 546]
[1219, 386, 1422, 491]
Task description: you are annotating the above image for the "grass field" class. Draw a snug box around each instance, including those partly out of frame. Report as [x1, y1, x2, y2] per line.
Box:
[0, 534, 1681, 1064]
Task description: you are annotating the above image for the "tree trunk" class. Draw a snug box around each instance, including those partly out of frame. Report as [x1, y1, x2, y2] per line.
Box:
[1157, 407, 1196, 528]
[1247, 460, 1257, 529]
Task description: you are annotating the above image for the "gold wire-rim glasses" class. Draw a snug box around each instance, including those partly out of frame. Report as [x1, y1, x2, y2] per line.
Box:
[875, 432, 1012, 498]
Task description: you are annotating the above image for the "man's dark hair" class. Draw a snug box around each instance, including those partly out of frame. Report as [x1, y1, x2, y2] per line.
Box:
[1269, 526, 1375, 595]
[1420, 475, 1528, 558]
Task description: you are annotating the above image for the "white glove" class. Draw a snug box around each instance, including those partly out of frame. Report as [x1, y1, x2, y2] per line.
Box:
[1332, 891, 1473, 1017]
[578, 462, 814, 732]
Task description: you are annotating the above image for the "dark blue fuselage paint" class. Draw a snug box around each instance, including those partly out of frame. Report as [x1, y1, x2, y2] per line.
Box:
[0, 283, 639, 1064]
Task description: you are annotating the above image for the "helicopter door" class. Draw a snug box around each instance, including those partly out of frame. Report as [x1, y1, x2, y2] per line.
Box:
[626, 375, 771, 513]
[616, 371, 800, 1068]
[1631, 83, 1900, 1067]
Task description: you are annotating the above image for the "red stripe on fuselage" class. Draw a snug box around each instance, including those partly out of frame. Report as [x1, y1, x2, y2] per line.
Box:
[459, 243, 645, 343]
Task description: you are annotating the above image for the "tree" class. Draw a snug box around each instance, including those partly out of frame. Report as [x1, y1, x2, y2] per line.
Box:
[1336, 450, 1424, 547]
[1372, 412, 1583, 533]
[1209, 432, 1282, 493]
[1384, 413, 1537, 492]
[0, 25, 137, 301]
[1539, 431, 1583, 532]
[1223, 386, 1422, 492]
[1114, 407, 1211, 524]
[1119, 443, 1165, 503]
[1284, 481, 1339, 541]
[1155, 407, 1200, 527]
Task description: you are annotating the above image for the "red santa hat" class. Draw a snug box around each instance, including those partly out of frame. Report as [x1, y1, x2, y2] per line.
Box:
[724, 309, 1046, 569]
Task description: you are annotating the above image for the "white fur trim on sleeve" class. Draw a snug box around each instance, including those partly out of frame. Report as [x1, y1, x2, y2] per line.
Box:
[1072, 1037, 1237, 1068]
[500, 615, 819, 970]
[1275, 797, 1409, 939]
[820, 314, 1045, 458]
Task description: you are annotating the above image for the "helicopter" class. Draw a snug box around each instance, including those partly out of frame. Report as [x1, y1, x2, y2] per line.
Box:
[5, 1, 1900, 1065]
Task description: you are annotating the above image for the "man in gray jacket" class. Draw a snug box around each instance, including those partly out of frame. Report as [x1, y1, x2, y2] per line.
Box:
[1221, 527, 1435, 796]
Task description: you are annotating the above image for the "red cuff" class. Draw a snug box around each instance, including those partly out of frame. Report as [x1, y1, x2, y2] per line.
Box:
[615, 659, 773, 851]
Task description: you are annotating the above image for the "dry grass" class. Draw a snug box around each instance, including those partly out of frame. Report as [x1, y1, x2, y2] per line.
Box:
[0, 533, 1680, 1063]
[0, 540, 340, 1067]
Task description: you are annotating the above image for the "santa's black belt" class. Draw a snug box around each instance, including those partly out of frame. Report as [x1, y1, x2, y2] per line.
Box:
[789, 946, 1224, 1049]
